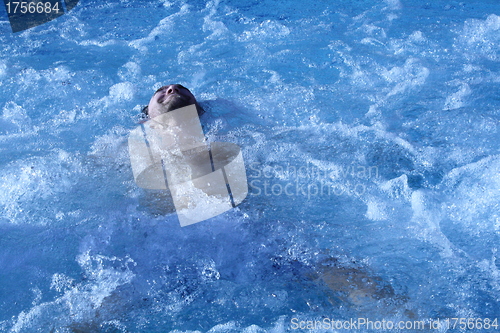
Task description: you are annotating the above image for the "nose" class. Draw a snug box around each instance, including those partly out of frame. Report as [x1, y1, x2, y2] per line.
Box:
[166, 85, 180, 95]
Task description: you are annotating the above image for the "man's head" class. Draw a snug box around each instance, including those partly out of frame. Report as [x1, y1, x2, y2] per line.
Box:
[143, 84, 204, 119]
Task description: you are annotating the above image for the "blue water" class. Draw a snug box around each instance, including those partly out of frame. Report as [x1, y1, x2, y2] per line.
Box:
[1, 0, 499, 332]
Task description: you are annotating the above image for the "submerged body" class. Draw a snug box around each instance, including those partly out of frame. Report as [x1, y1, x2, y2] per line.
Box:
[137, 84, 204, 216]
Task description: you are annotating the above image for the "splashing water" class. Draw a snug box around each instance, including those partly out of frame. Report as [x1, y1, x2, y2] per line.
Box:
[0, 0, 499, 331]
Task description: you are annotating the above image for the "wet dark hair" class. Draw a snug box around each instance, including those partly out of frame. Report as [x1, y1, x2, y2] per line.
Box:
[141, 84, 204, 117]
[141, 105, 149, 117]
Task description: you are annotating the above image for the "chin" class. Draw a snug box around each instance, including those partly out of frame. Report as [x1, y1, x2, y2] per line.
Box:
[163, 97, 192, 112]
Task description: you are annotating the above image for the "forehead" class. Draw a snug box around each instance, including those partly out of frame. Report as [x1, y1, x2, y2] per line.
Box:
[155, 84, 190, 94]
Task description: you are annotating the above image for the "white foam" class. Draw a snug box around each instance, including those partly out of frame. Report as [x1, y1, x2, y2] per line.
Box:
[207, 322, 238, 333]
[380, 174, 412, 201]
[109, 82, 135, 102]
[160, 0, 175, 8]
[443, 83, 471, 110]
[0, 150, 84, 225]
[88, 82, 136, 111]
[410, 190, 454, 258]
[366, 197, 388, 221]
[78, 39, 117, 47]
[477, 254, 500, 294]
[50, 273, 75, 293]
[203, 4, 231, 41]
[385, 58, 429, 97]
[0, 60, 7, 78]
[384, 0, 402, 11]
[8, 252, 135, 332]
[88, 126, 129, 160]
[456, 14, 500, 61]
[388, 30, 428, 55]
[128, 5, 190, 52]
[45, 66, 72, 82]
[441, 155, 500, 229]
[1, 101, 33, 133]
[409, 31, 425, 43]
[238, 20, 290, 42]
[117, 62, 141, 81]
[202, 316, 285, 333]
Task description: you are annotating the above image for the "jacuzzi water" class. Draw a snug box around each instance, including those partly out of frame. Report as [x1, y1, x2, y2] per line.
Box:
[0, 0, 499, 332]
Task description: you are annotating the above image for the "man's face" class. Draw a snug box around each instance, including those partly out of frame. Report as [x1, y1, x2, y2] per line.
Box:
[147, 84, 198, 118]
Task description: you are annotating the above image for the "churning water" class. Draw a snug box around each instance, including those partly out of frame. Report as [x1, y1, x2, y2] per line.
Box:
[0, 0, 499, 332]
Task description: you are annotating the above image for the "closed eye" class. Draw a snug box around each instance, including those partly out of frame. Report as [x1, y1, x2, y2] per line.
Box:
[155, 86, 167, 94]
